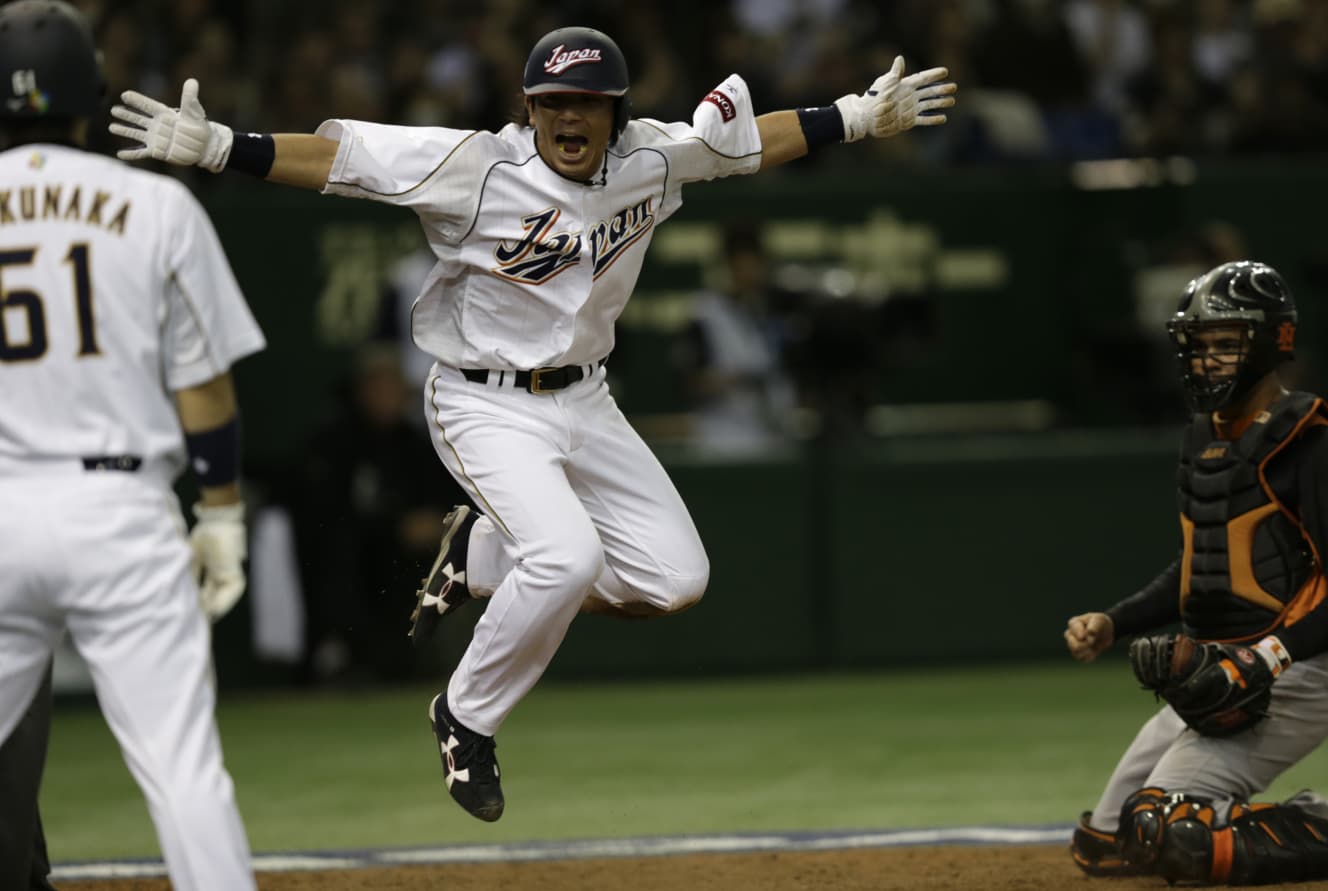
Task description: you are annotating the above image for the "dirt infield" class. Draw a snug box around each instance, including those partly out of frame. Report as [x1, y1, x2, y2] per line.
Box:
[59, 844, 1328, 890]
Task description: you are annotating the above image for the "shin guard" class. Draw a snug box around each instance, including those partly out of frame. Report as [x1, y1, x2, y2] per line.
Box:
[1155, 802, 1328, 885]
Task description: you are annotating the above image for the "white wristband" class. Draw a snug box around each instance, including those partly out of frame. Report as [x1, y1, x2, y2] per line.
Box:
[1254, 635, 1292, 677]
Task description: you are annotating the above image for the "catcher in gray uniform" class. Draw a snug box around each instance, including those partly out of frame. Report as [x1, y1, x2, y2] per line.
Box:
[1064, 260, 1328, 885]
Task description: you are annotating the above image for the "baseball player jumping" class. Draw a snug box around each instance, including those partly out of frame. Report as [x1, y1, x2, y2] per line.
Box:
[110, 25, 955, 823]
[1065, 262, 1328, 884]
[0, 3, 263, 888]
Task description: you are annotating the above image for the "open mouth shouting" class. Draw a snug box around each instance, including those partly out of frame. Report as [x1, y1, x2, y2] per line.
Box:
[527, 92, 613, 179]
[555, 133, 589, 160]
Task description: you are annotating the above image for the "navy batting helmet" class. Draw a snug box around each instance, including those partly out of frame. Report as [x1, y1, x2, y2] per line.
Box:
[1168, 261, 1298, 413]
[0, 0, 102, 119]
[523, 27, 631, 143]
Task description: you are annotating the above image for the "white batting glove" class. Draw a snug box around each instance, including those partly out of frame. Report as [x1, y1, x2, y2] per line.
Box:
[190, 501, 248, 621]
[834, 56, 957, 142]
[109, 78, 234, 172]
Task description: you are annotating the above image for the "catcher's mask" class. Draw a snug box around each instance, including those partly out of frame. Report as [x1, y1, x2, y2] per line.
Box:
[0, 0, 104, 120]
[523, 26, 631, 145]
[1167, 260, 1297, 413]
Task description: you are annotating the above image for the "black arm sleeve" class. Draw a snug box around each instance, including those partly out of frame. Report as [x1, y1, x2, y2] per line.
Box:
[1106, 557, 1183, 638]
[1273, 426, 1328, 660]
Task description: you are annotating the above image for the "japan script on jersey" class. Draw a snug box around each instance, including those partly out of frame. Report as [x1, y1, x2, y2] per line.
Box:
[588, 197, 653, 279]
[490, 198, 655, 285]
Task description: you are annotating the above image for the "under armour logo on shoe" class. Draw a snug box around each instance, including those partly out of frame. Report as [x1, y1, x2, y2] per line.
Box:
[422, 564, 466, 615]
[442, 734, 469, 789]
[439, 563, 465, 594]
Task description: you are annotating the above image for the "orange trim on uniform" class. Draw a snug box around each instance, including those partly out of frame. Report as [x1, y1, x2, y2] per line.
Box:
[1212, 414, 1255, 440]
[1179, 514, 1194, 603]
[1261, 405, 1328, 630]
[1194, 400, 1328, 642]
[1259, 822, 1284, 846]
[1225, 502, 1286, 611]
[1079, 823, 1114, 842]
[1072, 851, 1131, 872]
[1210, 828, 1234, 883]
[1219, 659, 1247, 687]
[1284, 575, 1328, 626]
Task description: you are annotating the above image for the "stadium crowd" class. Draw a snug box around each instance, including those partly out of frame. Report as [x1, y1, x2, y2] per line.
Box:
[69, 0, 1328, 169]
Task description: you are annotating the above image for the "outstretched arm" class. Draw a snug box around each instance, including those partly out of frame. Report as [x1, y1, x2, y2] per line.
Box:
[267, 134, 337, 189]
[756, 112, 809, 170]
[110, 78, 336, 190]
[757, 56, 956, 171]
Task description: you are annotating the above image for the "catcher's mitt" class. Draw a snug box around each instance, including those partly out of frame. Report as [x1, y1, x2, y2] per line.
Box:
[1128, 634, 1288, 737]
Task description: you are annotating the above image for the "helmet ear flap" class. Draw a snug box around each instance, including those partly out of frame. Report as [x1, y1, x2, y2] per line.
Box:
[611, 94, 632, 145]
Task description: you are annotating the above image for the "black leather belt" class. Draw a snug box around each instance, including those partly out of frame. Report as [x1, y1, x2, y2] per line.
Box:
[461, 358, 606, 394]
[82, 454, 142, 472]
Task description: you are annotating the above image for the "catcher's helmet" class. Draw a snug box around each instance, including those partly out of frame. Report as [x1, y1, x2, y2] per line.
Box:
[0, 0, 102, 119]
[523, 26, 631, 143]
[1168, 261, 1298, 413]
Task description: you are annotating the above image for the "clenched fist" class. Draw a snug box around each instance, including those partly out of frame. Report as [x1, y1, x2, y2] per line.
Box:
[1065, 612, 1114, 662]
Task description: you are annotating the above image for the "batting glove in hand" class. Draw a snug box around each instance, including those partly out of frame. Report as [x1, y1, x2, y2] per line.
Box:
[109, 78, 233, 172]
[190, 501, 248, 621]
[834, 56, 956, 143]
[1129, 633, 1290, 737]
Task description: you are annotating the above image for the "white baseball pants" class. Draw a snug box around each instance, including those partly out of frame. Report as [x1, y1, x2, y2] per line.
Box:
[426, 363, 709, 735]
[0, 472, 254, 891]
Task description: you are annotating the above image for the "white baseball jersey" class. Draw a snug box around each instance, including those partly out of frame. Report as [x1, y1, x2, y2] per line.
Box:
[317, 74, 762, 370]
[0, 144, 265, 481]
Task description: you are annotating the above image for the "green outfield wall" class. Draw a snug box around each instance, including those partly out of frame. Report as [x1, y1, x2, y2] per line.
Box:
[208, 432, 1181, 685]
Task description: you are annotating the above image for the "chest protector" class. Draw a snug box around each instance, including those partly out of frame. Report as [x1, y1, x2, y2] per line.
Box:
[1177, 391, 1328, 641]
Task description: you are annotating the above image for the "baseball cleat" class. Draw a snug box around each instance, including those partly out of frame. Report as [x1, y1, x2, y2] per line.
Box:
[409, 505, 478, 645]
[1070, 812, 1151, 877]
[428, 693, 504, 822]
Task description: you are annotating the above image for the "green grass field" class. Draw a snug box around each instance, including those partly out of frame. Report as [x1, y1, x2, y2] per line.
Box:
[39, 658, 1328, 861]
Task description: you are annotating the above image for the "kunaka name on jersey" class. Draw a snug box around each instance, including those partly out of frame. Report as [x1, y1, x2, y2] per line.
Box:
[0, 183, 130, 234]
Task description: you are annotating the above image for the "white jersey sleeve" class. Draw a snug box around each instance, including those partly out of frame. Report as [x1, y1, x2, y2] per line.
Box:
[159, 180, 266, 391]
[316, 120, 495, 242]
[624, 74, 763, 222]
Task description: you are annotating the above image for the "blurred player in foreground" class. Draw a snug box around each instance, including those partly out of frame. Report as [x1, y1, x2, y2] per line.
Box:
[1064, 262, 1328, 884]
[109, 25, 955, 823]
[0, 666, 55, 890]
[0, 2, 264, 888]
